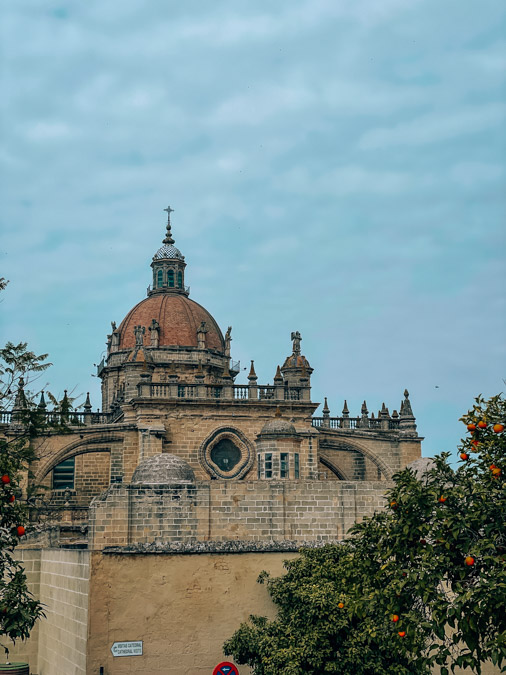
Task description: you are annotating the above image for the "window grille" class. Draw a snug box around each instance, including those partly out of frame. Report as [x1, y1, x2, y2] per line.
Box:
[265, 453, 273, 479]
[53, 457, 75, 490]
[294, 453, 300, 479]
[280, 453, 289, 478]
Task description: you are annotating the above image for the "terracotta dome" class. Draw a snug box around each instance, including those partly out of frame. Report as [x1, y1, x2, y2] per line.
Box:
[118, 294, 225, 352]
[282, 354, 311, 369]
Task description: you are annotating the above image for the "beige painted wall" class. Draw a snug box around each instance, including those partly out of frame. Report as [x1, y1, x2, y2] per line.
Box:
[87, 551, 297, 675]
[9, 549, 90, 675]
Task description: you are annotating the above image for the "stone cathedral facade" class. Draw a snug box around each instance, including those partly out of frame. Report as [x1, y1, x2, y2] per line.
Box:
[6, 211, 422, 675]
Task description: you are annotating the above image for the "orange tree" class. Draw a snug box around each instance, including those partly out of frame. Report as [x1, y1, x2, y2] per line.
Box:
[0, 341, 53, 661]
[224, 395, 506, 674]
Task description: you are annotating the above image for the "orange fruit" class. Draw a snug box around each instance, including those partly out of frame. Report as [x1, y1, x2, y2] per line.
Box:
[8, 495, 15, 503]
[392, 614, 399, 622]
[1, 475, 10, 484]
[465, 556, 475, 566]
[338, 602, 344, 609]
[438, 496, 447, 503]
[398, 631, 406, 637]
[493, 424, 504, 433]
[16, 526, 25, 537]
[467, 423, 476, 431]
[390, 500, 398, 509]
[492, 467, 502, 477]
[478, 421, 487, 429]
[460, 453, 469, 461]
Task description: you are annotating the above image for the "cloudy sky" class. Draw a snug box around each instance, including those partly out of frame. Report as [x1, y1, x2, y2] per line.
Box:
[1, 0, 505, 459]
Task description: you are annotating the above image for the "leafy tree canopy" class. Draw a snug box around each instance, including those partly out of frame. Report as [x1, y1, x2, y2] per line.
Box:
[0, 338, 75, 661]
[224, 395, 506, 675]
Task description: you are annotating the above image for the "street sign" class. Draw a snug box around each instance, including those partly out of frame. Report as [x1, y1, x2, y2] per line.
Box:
[213, 662, 239, 675]
[110, 641, 143, 657]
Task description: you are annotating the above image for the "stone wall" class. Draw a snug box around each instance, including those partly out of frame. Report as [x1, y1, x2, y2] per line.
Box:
[8, 549, 90, 675]
[89, 479, 389, 550]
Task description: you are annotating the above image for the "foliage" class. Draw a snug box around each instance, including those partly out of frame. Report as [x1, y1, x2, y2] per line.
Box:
[0, 341, 54, 658]
[224, 395, 506, 674]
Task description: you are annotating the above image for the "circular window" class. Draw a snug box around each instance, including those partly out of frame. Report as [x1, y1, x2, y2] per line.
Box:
[199, 427, 253, 479]
[210, 439, 241, 472]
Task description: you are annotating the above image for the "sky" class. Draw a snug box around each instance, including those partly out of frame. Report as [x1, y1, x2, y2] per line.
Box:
[1, 0, 505, 460]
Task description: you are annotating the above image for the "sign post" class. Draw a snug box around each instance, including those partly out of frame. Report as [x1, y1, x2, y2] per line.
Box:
[212, 662, 239, 675]
[110, 641, 143, 657]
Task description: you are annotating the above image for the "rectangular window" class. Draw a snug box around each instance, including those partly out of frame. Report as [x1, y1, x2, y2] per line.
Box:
[257, 454, 261, 479]
[53, 457, 75, 490]
[280, 453, 289, 478]
[294, 453, 300, 479]
[265, 453, 273, 479]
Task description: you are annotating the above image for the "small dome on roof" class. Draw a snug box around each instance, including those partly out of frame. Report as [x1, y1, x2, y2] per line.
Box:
[407, 457, 436, 481]
[153, 244, 184, 261]
[282, 354, 311, 370]
[260, 417, 297, 435]
[131, 453, 195, 485]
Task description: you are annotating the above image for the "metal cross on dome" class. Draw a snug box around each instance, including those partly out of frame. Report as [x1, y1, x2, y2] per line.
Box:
[163, 206, 175, 245]
[163, 205, 174, 224]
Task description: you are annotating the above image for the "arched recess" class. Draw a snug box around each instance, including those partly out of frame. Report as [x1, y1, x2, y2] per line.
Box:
[35, 435, 124, 484]
[319, 455, 349, 481]
[319, 437, 393, 481]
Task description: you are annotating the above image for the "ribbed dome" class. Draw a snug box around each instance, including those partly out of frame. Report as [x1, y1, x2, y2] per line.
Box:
[117, 294, 225, 351]
[131, 454, 195, 485]
[260, 418, 297, 435]
[153, 244, 184, 261]
[282, 354, 311, 369]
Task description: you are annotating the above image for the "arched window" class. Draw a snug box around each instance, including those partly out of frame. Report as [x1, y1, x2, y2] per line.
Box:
[157, 269, 163, 287]
[177, 271, 182, 288]
[168, 269, 175, 287]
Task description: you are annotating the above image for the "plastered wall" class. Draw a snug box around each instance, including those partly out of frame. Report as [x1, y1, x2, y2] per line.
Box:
[87, 550, 297, 675]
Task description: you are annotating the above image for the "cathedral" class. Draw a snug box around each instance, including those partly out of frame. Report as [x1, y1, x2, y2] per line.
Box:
[7, 210, 422, 674]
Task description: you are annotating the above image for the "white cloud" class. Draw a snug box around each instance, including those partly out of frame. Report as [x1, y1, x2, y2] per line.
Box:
[359, 103, 506, 150]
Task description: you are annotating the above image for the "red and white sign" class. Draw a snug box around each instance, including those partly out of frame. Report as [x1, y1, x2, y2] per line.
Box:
[213, 662, 239, 675]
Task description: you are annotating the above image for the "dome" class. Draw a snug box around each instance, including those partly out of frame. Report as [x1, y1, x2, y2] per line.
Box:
[407, 457, 436, 481]
[117, 294, 225, 351]
[260, 417, 297, 435]
[131, 453, 195, 485]
[282, 354, 311, 369]
[153, 244, 184, 261]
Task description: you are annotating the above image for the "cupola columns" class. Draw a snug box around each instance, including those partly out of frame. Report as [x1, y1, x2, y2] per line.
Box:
[149, 206, 188, 297]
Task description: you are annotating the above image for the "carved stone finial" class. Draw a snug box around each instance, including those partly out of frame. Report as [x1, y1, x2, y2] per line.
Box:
[83, 392, 92, 412]
[401, 389, 414, 417]
[38, 391, 46, 410]
[342, 400, 349, 416]
[163, 206, 175, 245]
[323, 397, 330, 414]
[274, 365, 283, 382]
[248, 360, 257, 380]
[291, 331, 302, 356]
